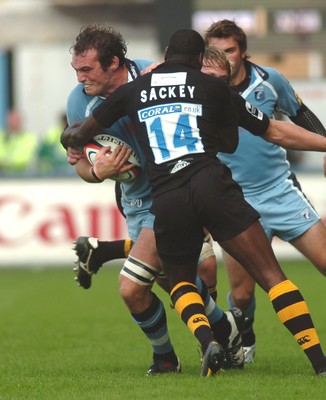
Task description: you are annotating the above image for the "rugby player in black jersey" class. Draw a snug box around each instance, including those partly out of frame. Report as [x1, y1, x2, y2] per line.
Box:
[61, 29, 326, 377]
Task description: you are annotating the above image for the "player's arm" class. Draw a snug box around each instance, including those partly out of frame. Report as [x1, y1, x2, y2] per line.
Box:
[232, 92, 326, 151]
[289, 103, 326, 137]
[67, 147, 84, 165]
[61, 115, 104, 149]
[62, 84, 131, 149]
[75, 145, 134, 183]
[262, 119, 326, 151]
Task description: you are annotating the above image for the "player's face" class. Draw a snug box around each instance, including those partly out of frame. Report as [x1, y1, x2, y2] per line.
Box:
[207, 36, 246, 85]
[71, 48, 117, 97]
[201, 64, 229, 82]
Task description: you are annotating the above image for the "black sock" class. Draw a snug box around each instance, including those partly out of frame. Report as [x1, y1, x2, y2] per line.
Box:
[95, 239, 131, 264]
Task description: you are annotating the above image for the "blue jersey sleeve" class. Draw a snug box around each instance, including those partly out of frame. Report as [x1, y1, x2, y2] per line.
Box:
[264, 67, 302, 118]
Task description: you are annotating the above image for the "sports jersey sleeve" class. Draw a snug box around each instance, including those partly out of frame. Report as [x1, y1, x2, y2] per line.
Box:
[268, 69, 302, 117]
[66, 84, 88, 125]
[93, 83, 131, 127]
[290, 103, 326, 136]
[231, 92, 270, 136]
[268, 68, 326, 135]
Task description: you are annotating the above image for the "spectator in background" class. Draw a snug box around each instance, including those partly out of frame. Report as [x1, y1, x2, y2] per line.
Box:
[0, 109, 38, 176]
[38, 112, 72, 175]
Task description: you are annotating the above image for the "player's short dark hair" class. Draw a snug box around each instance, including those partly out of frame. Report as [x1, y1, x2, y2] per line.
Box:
[166, 29, 205, 58]
[204, 19, 249, 59]
[70, 24, 127, 70]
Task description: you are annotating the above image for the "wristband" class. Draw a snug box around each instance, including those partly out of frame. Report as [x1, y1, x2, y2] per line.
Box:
[91, 166, 103, 183]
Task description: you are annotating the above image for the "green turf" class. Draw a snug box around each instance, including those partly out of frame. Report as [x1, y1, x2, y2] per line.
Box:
[0, 260, 325, 399]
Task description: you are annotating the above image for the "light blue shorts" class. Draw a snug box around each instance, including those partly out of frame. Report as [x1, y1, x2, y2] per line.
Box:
[245, 173, 320, 242]
[121, 195, 154, 242]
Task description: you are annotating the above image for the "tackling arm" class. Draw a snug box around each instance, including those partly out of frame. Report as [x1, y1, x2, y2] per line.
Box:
[263, 119, 326, 151]
[60, 115, 104, 149]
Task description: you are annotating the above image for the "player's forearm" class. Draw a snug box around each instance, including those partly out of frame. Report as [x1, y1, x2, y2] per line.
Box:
[264, 119, 326, 151]
[61, 115, 104, 148]
[75, 158, 99, 183]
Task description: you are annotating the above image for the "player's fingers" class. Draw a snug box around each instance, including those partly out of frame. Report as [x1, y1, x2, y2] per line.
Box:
[118, 162, 136, 172]
[117, 147, 132, 165]
[67, 146, 84, 165]
[110, 144, 124, 157]
[98, 146, 112, 155]
[112, 145, 132, 164]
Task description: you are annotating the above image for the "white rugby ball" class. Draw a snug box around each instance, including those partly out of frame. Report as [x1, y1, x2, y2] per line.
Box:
[84, 134, 141, 182]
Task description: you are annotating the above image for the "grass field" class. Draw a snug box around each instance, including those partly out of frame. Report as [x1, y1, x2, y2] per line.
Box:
[1, 260, 325, 399]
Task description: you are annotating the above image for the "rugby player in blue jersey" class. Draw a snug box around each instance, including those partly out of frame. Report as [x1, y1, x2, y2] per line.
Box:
[65, 24, 246, 374]
[66, 24, 184, 375]
[61, 29, 326, 377]
[205, 19, 326, 364]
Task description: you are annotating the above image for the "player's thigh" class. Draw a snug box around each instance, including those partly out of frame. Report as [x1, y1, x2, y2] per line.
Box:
[129, 227, 159, 267]
[290, 220, 326, 274]
[122, 195, 154, 242]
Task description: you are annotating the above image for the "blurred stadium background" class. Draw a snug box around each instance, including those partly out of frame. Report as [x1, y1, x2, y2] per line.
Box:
[0, 0, 326, 267]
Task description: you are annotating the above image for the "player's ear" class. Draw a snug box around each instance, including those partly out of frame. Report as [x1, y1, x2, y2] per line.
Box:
[163, 46, 168, 61]
[110, 56, 120, 71]
[198, 53, 204, 67]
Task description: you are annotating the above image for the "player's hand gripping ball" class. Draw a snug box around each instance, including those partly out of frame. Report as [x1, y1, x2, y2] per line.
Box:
[84, 134, 141, 182]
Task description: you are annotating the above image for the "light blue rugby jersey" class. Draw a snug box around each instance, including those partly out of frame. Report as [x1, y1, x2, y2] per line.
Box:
[219, 62, 302, 196]
[66, 59, 153, 201]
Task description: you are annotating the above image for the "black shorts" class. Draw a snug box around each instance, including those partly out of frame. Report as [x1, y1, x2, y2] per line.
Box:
[151, 163, 260, 264]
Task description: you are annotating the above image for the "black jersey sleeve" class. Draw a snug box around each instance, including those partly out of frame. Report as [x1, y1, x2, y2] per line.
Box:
[289, 103, 326, 137]
[93, 83, 131, 127]
[231, 92, 270, 136]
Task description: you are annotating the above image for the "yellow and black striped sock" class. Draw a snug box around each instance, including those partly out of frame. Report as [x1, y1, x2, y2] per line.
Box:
[170, 281, 215, 352]
[124, 238, 133, 257]
[269, 279, 326, 373]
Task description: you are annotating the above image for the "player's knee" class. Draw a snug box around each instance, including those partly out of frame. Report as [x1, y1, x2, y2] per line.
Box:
[120, 255, 159, 285]
[231, 287, 254, 309]
[198, 241, 216, 265]
[119, 274, 151, 311]
[119, 255, 159, 306]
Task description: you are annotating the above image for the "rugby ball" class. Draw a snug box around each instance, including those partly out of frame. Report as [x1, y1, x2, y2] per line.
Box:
[84, 134, 141, 182]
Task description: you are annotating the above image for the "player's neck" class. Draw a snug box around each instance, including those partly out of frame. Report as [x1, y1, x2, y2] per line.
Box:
[230, 62, 247, 87]
[104, 65, 129, 98]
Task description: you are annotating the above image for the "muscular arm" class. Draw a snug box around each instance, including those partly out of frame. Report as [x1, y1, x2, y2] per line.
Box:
[263, 119, 326, 151]
[75, 157, 97, 183]
[60, 115, 104, 149]
[232, 93, 326, 152]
